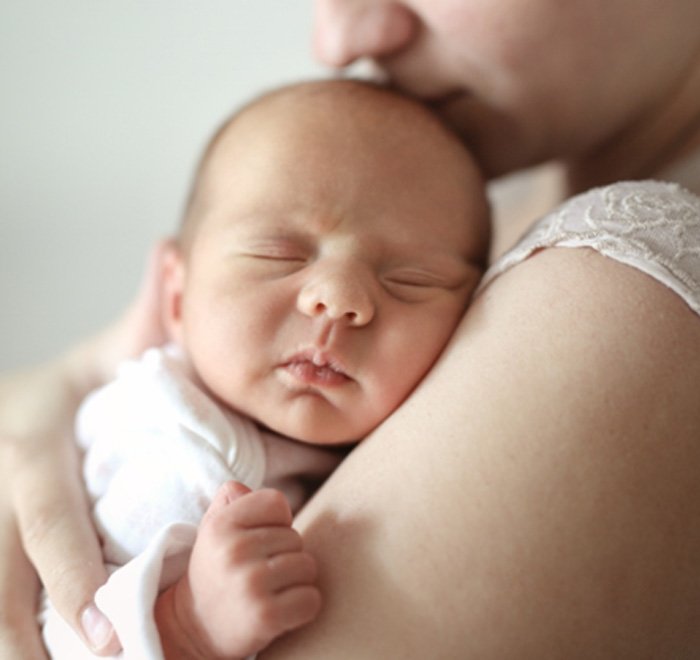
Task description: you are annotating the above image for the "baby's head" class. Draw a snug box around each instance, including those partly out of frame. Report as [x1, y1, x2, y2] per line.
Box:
[163, 79, 489, 444]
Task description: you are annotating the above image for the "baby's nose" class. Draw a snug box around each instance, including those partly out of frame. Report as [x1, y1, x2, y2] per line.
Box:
[297, 268, 375, 326]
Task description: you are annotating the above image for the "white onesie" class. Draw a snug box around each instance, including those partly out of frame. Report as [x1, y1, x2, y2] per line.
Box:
[41, 345, 340, 659]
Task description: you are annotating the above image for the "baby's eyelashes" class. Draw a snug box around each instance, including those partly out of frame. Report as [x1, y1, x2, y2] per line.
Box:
[241, 239, 311, 262]
[382, 278, 447, 303]
[381, 264, 474, 301]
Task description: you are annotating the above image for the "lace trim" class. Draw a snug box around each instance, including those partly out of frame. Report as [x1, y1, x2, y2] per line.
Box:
[479, 181, 700, 315]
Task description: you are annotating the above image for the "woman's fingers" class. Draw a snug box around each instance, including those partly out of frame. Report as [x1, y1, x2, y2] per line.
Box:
[0, 238, 179, 657]
[6, 439, 120, 655]
[0, 488, 48, 660]
[0, 357, 119, 655]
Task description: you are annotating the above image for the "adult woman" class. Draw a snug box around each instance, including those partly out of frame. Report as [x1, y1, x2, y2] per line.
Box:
[3, 1, 700, 657]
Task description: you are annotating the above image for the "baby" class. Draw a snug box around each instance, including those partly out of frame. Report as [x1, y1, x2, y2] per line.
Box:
[41, 79, 490, 659]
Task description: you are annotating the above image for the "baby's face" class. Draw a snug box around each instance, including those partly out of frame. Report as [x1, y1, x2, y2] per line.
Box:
[168, 85, 487, 444]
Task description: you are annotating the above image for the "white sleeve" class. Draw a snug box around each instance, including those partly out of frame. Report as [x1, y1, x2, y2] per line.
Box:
[95, 523, 197, 660]
[78, 347, 266, 565]
[41, 523, 196, 660]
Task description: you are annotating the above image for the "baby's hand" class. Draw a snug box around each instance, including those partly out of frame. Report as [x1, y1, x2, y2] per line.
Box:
[157, 481, 321, 659]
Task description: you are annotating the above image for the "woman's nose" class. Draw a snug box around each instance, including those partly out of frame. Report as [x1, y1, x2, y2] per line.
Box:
[312, 0, 419, 67]
[297, 268, 375, 327]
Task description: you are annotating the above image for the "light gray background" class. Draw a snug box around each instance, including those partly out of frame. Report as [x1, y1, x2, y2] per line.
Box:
[0, 1, 325, 370]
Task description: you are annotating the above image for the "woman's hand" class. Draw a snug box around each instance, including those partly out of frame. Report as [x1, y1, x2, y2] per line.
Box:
[0, 484, 50, 659]
[0, 346, 125, 656]
[0, 240, 175, 656]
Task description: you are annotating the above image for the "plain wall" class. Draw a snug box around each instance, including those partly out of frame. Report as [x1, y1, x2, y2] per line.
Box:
[0, 1, 325, 370]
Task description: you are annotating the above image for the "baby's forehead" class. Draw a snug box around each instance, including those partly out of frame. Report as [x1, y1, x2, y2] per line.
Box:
[182, 80, 489, 261]
[213, 80, 461, 156]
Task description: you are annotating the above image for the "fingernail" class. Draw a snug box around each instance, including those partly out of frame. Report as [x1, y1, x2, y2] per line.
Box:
[81, 603, 114, 651]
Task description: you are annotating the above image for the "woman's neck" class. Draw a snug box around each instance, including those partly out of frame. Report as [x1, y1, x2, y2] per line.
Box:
[565, 53, 700, 195]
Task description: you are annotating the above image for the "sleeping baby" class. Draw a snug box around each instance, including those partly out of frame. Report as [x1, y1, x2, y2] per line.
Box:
[41, 78, 491, 659]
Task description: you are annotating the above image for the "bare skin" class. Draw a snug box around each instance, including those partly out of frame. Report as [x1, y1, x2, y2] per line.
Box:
[148, 80, 486, 658]
[0, 242, 170, 657]
[4, 223, 700, 658]
[155, 483, 321, 660]
[312, 0, 700, 189]
[262, 248, 700, 658]
[2, 0, 700, 657]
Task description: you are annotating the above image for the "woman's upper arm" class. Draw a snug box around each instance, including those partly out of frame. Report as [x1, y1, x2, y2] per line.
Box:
[263, 247, 700, 659]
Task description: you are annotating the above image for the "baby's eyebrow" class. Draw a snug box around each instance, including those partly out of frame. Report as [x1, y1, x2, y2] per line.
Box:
[218, 223, 314, 254]
[233, 226, 315, 245]
[224, 202, 319, 232]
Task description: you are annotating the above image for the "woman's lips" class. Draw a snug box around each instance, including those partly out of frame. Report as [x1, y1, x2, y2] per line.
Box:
[423, 89, 468, 110]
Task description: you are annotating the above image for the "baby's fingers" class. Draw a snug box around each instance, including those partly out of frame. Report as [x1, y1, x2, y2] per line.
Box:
[265, 552, 318, 594]
[204, 482, 294, 531]
[269, 585, 322, 635]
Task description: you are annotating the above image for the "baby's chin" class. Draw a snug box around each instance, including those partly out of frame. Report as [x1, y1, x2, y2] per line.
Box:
[259, 414, 368, 446]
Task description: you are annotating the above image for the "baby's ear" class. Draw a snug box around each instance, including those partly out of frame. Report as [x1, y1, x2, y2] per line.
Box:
[161, 243, 186, 345]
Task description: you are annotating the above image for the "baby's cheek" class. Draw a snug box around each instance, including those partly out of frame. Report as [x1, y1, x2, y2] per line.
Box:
[368, 369, 413, 417]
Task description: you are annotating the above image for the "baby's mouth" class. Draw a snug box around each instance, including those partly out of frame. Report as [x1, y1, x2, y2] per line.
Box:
[281, 351, 352, 388]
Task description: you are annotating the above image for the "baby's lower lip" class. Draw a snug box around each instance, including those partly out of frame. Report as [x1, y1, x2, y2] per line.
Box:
[282, 361, 350, 387]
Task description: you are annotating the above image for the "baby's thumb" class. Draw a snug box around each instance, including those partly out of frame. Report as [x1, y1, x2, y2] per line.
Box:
[213, 480, 252, 506]
[201, 481, 252, 527]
